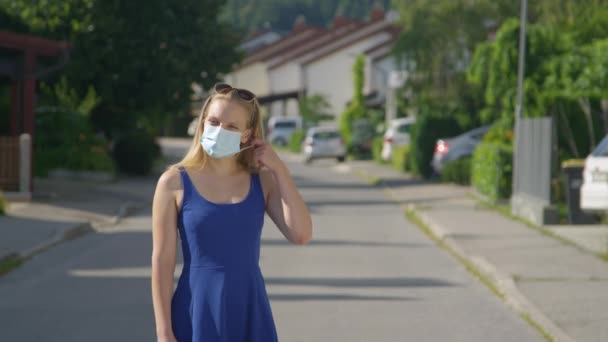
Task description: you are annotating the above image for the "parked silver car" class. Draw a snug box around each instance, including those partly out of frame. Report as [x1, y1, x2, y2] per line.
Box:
[302, 127, 346, 163]
[431, 125, 490, 174]
[267, 116, 302, 146]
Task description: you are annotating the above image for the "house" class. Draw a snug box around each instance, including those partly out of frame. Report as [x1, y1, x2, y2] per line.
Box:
[224, 5, 402, 122]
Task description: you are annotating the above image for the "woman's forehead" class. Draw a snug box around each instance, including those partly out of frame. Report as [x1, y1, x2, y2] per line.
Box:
[207, 99, 249, 122]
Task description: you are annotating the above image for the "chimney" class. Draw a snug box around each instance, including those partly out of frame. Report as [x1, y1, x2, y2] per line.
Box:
[369, 0, 385, 22]
[293, 15, 308, 33]
[332, 6, 351, 28]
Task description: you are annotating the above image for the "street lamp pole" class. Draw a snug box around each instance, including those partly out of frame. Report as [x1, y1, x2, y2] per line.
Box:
[513, 0, 528, 196]
[515, 0, 528, 122]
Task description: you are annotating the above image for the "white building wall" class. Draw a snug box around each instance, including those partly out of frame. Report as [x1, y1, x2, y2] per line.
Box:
[304, 32, 392, 120]
[223, 62, 270, 97]
[268, 63, 302, 117]
[369, 55, 395, 98]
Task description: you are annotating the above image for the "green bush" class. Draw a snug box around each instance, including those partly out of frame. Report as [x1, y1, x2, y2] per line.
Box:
[472, 143, 513, 201]
[113, 130, 160, 175]
[440, 157, 472, 185]
[289, 130, 304, 153]
[34, 108, 114, 176]
[391, 145, 411, 172]
[409, 114, 462, 178]
[372, 136, 384, 163]
[0, 191, 7, 215]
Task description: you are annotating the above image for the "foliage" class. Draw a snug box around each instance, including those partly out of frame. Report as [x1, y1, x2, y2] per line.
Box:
[34, 108, 114, 176]
[298, 94, 334, 125]
[440, 157, 471, 185]
[221, 0, 391, 33]
[339, 54, 366, 148]
[472, 143, 513, 201]
[112, 130, 160, 175]
[2, 0, 241, 138]
[372, 136, 384, 163]
[0, 190, 7, 215]
[409, 113, 461, 178]
[391, 145, 410, 173]
[34, 78, 112, 175]
[40, 77, 100, 116]
[289, 129, 304, 153]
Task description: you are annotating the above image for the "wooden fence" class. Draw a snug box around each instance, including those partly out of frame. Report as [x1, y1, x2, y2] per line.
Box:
[0, 136, 20, 191]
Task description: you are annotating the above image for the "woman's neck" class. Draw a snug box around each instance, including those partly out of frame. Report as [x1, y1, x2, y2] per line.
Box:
[203, 157, 243, 176]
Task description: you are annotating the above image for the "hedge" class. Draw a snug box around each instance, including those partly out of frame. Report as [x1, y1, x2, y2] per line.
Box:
[0, 191, 6, 215]
[472, 142, 513, 201]
[372, 136, 384, 163]
[289, 130, 304, 153]
[391, 145, 411, 172]
[113, 130, 160, 175]
[409, 114, 462, 178]
[440, 157, 472, 185]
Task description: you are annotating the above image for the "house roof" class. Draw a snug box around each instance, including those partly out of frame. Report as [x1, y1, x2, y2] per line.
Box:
[0, 31, 69, 56]
[292, 21, 399, 68]
[266, 20, 364, 70]
[240, 25, 323, 68]
[364, 27, 400, 61]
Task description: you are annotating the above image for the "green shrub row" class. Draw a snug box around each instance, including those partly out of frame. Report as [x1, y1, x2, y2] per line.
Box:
[112, 130, 161, 175]
[440, 157, 472, 185]
[0, 191, 7, 215]
[409, 115, 462, 178]
[289, 130, 304, 153]
[391, 145, 411, 172]
[35, 108, 115, 176]
[472, 142, 513, 201]
[372, 136, 384, 163]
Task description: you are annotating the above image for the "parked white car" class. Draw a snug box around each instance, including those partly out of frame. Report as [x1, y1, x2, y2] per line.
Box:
[381, 117, 416, 161]
[581, 134, 608, 211]
[267, 116, 302, 146]
[302, 126, 346, 163]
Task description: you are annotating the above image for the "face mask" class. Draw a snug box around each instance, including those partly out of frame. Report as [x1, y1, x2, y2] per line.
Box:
[200, 124, 249, 158]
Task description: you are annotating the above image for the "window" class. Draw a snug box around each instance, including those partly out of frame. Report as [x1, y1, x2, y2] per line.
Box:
[273, 121, 296, 129]
[397, 124, 411, 134]
[313, 131, 340, 140]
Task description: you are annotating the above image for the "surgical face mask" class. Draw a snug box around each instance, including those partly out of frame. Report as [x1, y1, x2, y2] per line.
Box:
[200, 124, 251, 158]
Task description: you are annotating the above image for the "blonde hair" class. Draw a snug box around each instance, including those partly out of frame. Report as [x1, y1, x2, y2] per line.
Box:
[170, 89, 264, 173]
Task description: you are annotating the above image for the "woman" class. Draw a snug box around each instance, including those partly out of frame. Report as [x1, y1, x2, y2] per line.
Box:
[151, 83, 313, 342]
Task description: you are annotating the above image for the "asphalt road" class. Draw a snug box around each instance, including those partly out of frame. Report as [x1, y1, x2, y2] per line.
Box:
[0, 138, 545, 341]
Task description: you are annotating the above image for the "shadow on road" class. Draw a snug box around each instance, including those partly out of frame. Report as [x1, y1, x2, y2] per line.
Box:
[264, 276, 458, 288]
[261, 238, 426, 249]
[268, 293, 415, 301]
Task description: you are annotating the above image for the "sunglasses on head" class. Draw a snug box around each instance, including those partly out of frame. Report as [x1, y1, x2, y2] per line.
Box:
[213, 83, 256, 102]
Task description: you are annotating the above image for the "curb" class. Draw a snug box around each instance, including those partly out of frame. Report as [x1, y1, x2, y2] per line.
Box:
[0, 200, 143, 275]
[410, 205, 575, 342]
[343, 164, 575, 342]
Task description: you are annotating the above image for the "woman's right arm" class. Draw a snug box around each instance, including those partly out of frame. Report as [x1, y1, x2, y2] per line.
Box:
[151, 169, 180, 341]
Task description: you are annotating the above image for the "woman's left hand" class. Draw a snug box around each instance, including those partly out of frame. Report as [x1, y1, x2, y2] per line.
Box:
[252, 140, 284, 172]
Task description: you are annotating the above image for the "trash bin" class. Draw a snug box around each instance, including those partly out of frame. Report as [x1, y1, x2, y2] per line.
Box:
[562, 160, 594, 224]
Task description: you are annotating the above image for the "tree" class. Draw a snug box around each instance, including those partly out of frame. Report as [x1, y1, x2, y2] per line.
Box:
[298, 94, 334, 124]
[2, 0, 241, 137]
[339, 54, 366, 147]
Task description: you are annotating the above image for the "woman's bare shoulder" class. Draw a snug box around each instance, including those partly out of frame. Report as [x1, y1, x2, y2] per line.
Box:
[157, 167, 183, 192]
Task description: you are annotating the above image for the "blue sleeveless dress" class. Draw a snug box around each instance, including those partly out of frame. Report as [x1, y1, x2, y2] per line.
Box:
[171, 168, 278, 341]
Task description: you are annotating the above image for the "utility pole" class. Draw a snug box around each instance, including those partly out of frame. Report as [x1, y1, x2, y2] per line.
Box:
[513, 0, 528, 194]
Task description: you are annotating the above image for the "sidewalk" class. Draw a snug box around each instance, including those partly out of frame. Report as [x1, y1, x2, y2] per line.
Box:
[343, 160, 608, 342]
[0, 175, 155, 271]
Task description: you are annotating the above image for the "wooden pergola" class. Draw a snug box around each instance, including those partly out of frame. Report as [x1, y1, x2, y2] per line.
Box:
[0, 31, 70, 137]
[0, 31, 70, 192]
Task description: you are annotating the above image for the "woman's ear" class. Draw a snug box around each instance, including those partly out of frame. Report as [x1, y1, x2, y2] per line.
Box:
[241, 129, 252, 144]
